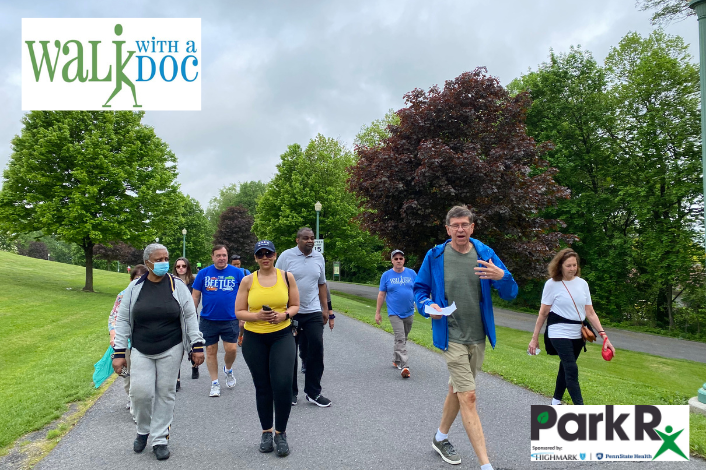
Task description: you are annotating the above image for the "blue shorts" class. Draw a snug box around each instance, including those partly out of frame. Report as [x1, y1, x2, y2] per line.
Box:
[199, 318, 239, 346]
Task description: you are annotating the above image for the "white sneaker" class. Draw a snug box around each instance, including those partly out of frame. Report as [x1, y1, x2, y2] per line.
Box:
[223, 366, 236, 388]
[210, 382, 221, 397]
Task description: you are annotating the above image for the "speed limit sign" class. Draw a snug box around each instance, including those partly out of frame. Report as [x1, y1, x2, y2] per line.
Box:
[313, 239, 324, 254]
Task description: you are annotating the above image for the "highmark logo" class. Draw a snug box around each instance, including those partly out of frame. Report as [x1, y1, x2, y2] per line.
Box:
[530, 405, 690, 462]
[22, 18, 201, 110]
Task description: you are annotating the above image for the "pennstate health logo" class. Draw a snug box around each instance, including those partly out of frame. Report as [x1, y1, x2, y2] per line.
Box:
[531, 405, 689, 462]
[22, 18, 201, 110]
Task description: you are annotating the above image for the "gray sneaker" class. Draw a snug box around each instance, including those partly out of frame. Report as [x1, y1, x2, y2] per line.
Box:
[223, 366, 236, 388]
[432, 435, 461, 465]
[210, 382, 221, 397]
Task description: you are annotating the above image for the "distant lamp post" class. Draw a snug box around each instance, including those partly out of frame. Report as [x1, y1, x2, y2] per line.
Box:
[688, 0, 706, 410]
[155, 237, 159, 243]
[314, 201, 322, 239]
[182, 228, 187, 258]
[47, 253, 50, 261]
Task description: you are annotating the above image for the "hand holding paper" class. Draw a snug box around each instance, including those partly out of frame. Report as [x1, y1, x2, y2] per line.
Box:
[425, 302, 456, 317]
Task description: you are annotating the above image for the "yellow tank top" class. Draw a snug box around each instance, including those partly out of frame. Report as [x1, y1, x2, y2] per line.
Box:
[244, 269, 292, 334]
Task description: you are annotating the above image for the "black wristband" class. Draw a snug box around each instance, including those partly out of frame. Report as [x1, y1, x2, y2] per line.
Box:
[329, 313, 335, 319]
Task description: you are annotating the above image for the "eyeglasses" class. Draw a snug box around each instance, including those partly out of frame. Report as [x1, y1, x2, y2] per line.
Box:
[176, 264, 187, 269]
[392, 257, 404, 261]
[255, 250, 275, 259]
[447, 223, 472, 231]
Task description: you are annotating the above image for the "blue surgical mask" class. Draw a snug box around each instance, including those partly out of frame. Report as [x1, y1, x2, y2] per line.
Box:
[150, 261, 170, 276]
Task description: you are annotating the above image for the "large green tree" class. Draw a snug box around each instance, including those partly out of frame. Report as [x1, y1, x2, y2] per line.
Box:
[254, 135, 385, 280]
[205, 181, 267, 231]
[605, 30, 703, 327]
[508, 48, 638, 316]
[0, 111, 180, 291]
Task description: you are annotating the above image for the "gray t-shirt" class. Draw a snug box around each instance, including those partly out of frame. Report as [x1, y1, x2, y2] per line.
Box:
[275, 247, 326, 314]
[444, 244, 484, 345]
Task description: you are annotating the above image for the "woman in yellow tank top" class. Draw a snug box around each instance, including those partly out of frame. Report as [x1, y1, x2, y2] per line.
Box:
[235, 240, 299, 457]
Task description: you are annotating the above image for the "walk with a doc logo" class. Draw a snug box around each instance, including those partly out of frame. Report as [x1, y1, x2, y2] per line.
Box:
[530, 405, 689, 462]
[22, 18, 200, 110]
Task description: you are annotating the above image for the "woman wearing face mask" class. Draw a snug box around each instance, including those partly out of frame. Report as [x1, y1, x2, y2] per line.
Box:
[235, 240, 300, 457]
[172, 257, 199, 386]
[112, 244, 205, 461]
[528, 249, 615, 405]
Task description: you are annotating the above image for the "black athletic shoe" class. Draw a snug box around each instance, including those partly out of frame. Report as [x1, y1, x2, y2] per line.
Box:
[305, 394, 332, 407]
[259, 431, 274, 453]
[274, 432, 290, 457]
[133, 433, 148, 453]
[292, 395, 298, 406]
[153, 444, 170, 460]
[191, 366, 199, 379]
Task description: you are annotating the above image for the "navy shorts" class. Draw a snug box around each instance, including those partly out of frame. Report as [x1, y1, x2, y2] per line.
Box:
[199, 318, 239, 346]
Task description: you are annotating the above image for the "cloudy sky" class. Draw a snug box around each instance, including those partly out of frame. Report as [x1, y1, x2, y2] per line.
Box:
[0, 0, 699, 209]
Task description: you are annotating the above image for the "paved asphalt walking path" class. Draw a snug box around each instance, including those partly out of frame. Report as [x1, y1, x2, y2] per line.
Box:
[329, 281, 706, 364]
[38, 313, 703, 469]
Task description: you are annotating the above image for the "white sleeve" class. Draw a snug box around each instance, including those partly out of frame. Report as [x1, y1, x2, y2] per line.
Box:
[540, 279, 555, 306]
[583, 279, 593, 305]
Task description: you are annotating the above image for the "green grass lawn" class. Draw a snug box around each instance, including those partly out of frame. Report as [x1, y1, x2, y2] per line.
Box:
[331, 291, 706, 457]
[0, 251, 129, 451]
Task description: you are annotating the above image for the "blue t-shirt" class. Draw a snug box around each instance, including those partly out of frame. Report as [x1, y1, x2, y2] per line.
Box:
[379, 267, 417, 318]
[193, 265, 244, 321]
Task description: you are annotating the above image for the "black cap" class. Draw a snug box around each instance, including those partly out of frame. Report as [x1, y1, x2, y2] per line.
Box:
[230, 254, 241, 261]
[254, 240, 276, 254]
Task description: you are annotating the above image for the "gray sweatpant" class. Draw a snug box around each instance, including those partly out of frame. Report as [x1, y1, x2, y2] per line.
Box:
[389, 315, 413, 368]
[130, 343, 183, 446]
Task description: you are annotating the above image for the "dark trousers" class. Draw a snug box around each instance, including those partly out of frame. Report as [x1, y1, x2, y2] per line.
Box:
[242, 328, 295, 433]
[292, 312, 324, 398]
[550, 337, 584, 405]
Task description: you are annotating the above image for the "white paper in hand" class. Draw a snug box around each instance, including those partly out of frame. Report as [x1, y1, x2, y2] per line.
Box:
[424, 302, 457, 316]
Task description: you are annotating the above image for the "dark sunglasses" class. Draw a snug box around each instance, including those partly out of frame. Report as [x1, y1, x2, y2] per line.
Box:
[255, 250, 275, 259]
[176, 264, 187, 269]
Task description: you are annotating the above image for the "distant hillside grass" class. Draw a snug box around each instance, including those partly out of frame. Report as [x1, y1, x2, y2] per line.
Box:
[0, 251, 129, 451]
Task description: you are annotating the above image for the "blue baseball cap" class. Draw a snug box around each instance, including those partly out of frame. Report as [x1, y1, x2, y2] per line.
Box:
[254, 240, 276, 254]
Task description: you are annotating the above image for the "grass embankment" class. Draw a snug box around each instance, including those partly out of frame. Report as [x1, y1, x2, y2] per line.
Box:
[0, 251, 128, 454]
[331, 290, 706, 457]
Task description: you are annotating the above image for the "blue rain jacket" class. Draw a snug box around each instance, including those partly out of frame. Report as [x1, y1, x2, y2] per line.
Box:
[413, 238, 518, 350]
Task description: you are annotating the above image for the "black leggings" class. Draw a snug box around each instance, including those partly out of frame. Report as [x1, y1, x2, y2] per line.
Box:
[242, 327, 296, 432]
[549, 337, 584, 405]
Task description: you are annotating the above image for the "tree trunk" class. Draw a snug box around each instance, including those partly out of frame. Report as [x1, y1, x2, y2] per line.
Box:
[666, 284, 674, 331]
[83, 240, 95, 292]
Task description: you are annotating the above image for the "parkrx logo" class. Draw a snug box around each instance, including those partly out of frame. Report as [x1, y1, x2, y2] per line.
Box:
[22, 18, 201, 110]
[530, 405, 689, 462]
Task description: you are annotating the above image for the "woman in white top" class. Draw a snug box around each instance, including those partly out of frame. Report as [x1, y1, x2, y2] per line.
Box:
[528, 249, 615, 405]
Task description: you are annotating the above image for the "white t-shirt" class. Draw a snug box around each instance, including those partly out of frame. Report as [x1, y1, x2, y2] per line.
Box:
[541, 277, 592, 339]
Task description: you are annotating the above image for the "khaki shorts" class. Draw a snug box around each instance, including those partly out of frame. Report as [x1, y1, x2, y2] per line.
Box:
[442, 341, 486, 393]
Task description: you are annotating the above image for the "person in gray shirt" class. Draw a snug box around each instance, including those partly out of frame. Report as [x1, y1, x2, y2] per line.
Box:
[275, 227, 331, 408]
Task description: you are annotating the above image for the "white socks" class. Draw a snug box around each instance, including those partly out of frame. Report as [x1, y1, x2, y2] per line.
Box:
[481, 464, 494, 470]
[212, 380, 219, 385]
[435, 429, 448, 441]
[551, 398, 562, 405]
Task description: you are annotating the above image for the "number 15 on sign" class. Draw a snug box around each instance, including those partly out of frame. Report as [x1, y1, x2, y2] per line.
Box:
[313, 239, 324, 254]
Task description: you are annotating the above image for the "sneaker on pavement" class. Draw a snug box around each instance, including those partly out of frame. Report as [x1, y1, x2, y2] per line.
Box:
[210, 382, 221, 397]
[401, 367, 410, 378]
[191, 366, 199, 379]
[305, 394, 332, 407]
[274, 432, 290, 457]
[153, 444, 170, 460]
[292, 395, 298, 406]
[133, 433, 148, 453]
[432, 436, 461, 465]
[223, 366, 236, 388]
[393, 362, 401, 370]
[259, 431, 274, 453]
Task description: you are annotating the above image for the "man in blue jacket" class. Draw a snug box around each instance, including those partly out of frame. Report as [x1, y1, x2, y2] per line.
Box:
[414, 206, 518, 470]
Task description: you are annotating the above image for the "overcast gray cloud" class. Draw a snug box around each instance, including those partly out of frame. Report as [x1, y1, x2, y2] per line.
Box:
[0, 0, 699, 208]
